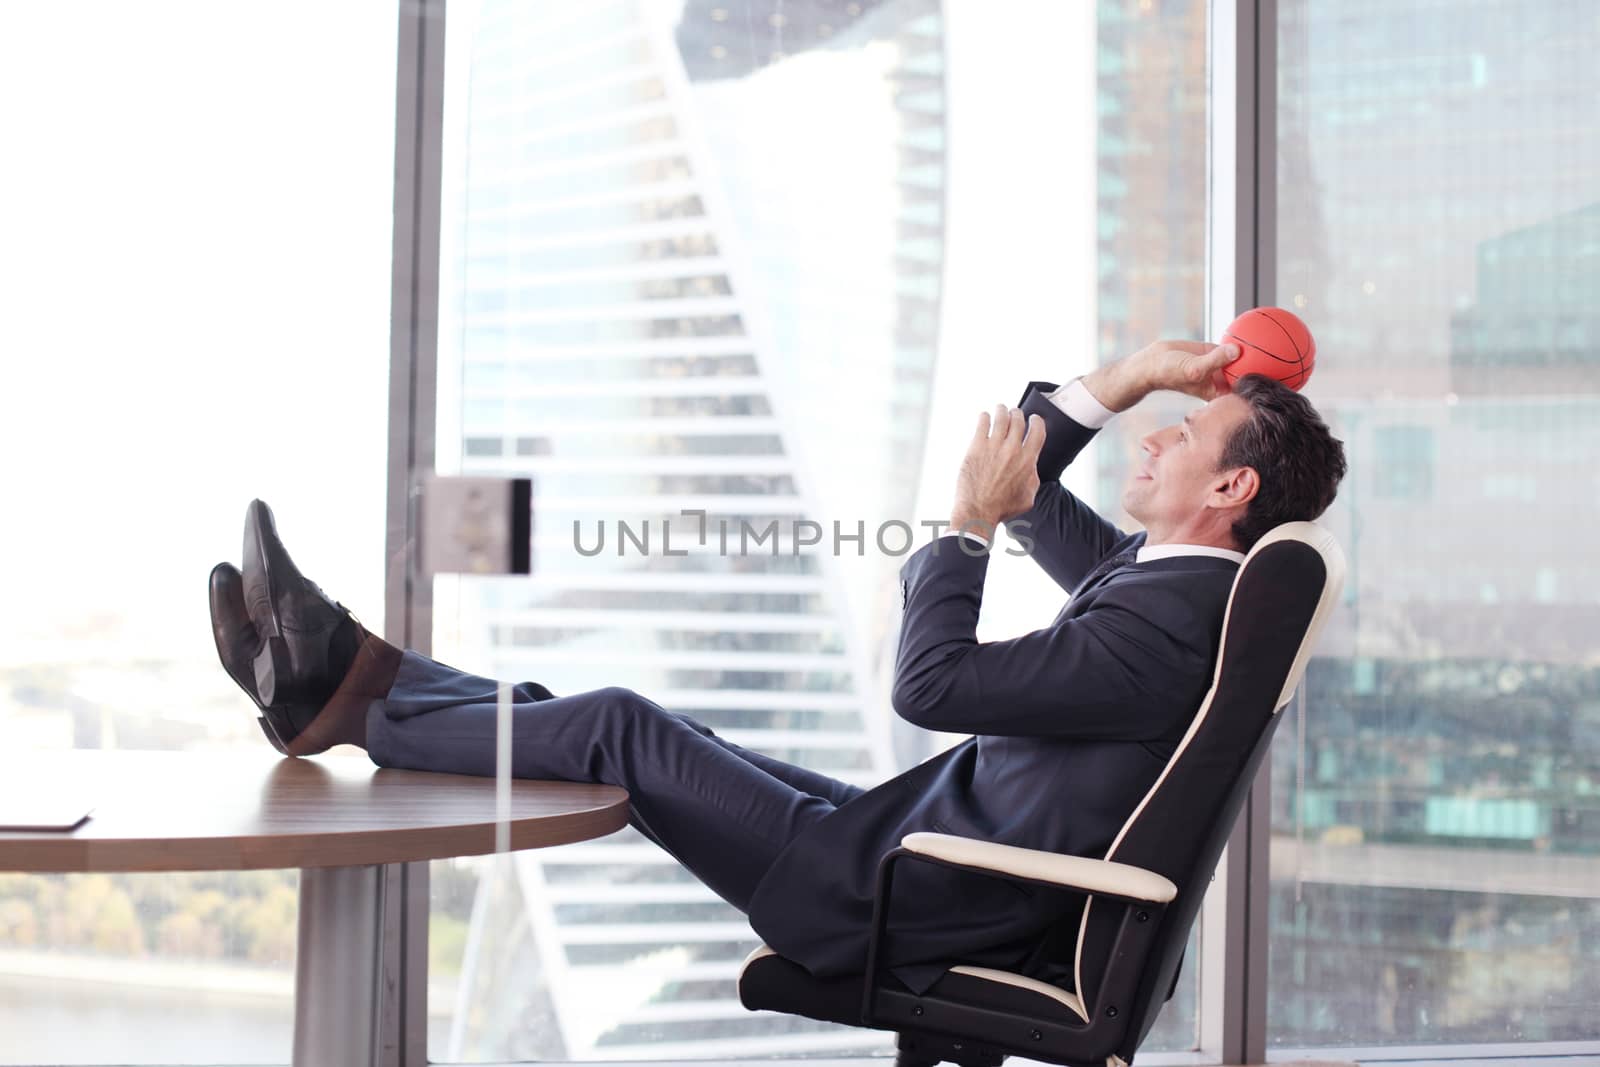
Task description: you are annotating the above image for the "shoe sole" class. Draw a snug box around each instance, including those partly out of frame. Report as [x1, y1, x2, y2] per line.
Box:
[208, 558, 295, 756]
[253, 635, 292, 708]
[257, 717, 291, 755]
[245, 501, 299, 709]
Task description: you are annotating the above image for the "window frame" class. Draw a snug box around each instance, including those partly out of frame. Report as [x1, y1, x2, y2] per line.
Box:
[385, 1, 447, 1065]
[1202, 0, 1275, 1063]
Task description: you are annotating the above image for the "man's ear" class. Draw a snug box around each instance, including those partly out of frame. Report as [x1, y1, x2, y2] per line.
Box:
[1209, 466, 1259, 509]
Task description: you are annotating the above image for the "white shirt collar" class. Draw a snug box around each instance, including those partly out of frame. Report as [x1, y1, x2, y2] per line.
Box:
[1135, 542, 1246, 564]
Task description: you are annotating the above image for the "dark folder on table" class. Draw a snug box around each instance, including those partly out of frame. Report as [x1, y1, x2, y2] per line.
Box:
[0, 795, 94, 832]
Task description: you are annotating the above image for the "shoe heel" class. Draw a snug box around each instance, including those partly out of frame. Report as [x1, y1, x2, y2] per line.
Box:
[255, 636, 291, 707]
[257, 716, 290, 755]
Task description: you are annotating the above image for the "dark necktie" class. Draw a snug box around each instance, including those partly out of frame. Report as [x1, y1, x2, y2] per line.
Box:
[1069, 549, 1139, 599]
[1051, 549, 1139, 626]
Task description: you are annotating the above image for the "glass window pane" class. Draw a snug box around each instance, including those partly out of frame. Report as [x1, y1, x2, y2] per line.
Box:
[0, 2, 395, 1062]
[1269, 0, 1600, 1047]
[429, 1, 1205, 1058]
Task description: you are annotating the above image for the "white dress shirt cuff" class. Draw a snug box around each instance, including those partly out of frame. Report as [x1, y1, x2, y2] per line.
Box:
[941, 530, 990, 549]
[1045, 378, 1116, 429]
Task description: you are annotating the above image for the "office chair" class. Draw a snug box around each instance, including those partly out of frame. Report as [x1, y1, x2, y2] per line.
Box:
[738, 522, 1346, 1067]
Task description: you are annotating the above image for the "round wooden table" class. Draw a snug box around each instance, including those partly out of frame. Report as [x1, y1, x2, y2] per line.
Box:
[0, 749, 630, 1067]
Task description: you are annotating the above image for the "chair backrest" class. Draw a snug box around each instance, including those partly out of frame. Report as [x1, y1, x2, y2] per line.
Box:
[1072, 522, 1346, 1051]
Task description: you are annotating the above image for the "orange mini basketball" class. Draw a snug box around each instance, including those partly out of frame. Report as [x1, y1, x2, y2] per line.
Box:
[1221, 307, 1316, 390]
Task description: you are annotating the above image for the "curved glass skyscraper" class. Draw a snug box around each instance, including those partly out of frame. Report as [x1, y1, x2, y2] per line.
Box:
[433, 1, 946, 1057]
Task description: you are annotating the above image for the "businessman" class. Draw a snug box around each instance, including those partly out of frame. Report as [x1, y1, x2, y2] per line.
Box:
[208, 340, 1346, 995]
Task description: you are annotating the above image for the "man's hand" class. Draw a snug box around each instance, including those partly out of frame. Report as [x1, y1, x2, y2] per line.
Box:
[948, 405, 1047, 542]
[1080, 340, 1241, 413]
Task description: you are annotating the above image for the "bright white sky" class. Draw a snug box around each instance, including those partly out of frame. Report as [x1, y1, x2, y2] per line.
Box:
[0, 2, 395, 667]
[927, 0, 1100, 639]
[0, 0, 1101, 674]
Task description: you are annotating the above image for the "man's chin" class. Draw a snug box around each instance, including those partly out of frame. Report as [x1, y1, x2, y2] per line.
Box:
[1121, 486, 1147, 521]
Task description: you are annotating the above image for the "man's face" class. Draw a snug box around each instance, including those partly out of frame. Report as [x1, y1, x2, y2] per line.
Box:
[1122, 392, 1253, 534]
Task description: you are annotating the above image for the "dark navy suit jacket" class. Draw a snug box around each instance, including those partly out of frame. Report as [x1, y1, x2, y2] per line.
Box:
[745, 381, 1240, 995]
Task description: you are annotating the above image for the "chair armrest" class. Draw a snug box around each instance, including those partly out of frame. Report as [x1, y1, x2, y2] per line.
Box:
[860, 835, 1174, 1033]
[901, 832, 1177, 904]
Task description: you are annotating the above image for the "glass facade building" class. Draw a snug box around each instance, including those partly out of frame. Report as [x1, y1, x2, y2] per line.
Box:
[1268, 0, 1600, 1046]
[431, 0, 944, 1057]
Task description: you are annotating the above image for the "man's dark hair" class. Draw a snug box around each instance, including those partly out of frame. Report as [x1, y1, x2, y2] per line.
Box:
[1216, 374, 1347, 550]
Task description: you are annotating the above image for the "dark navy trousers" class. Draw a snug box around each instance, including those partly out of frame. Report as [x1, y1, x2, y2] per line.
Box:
[365, 650, 866, 912]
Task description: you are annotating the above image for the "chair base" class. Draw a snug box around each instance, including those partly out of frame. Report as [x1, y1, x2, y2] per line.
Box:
[895, 1030, 1005, 1067]
[738, 947, 1093, 1066]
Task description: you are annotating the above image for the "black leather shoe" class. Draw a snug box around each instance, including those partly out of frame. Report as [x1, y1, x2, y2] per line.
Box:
[240, 499, 362, 723]
[208, 562, 323, 754]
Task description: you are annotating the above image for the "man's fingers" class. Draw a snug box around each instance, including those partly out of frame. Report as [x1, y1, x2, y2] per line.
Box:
[973, 405, 1045, 451]
[981, 403, 1014, 444]
[1190, 347, 1235, 375]
[1162, 339, 1220, 355]
[1181, 344, 1239, 385]
[1023, 413, 1047, 455]
[1004, 406, 1027, 444]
